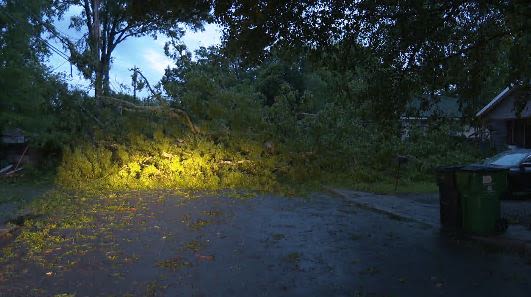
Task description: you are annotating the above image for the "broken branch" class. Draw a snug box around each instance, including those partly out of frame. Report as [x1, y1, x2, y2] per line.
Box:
[96, 95, 200, 134]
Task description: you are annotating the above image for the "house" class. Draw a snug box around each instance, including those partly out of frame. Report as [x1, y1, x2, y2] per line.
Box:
[1, 128, 28, 144]
[401, 96, 473, 138]
[476, 86, 531, 150]
[404, 95, 464, 120]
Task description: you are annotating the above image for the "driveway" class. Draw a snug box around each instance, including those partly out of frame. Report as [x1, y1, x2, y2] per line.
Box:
[0, 191, 530, 297]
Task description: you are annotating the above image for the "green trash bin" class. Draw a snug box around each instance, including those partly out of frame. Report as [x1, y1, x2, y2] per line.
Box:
[455, 165, 507, 236]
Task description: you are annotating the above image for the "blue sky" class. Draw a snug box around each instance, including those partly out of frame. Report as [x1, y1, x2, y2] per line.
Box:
[46, 6, 222, 97]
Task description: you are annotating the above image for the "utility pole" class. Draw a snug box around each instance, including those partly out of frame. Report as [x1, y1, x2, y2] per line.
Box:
[132, 66, 138, 101]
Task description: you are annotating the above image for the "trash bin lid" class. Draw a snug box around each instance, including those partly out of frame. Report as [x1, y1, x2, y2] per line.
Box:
[435, 165, 465, 173]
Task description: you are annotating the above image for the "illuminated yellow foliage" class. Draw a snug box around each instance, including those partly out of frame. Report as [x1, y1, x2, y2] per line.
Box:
[57, 133, 282, 192]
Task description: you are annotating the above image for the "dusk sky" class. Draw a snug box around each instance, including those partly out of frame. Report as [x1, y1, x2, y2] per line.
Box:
[46, 6, 222, 97]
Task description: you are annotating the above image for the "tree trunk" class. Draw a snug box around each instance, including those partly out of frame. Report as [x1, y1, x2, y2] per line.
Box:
[92, 0, 102, 97]
[95, 64, 104, 97]
[101, 54, 111, 95]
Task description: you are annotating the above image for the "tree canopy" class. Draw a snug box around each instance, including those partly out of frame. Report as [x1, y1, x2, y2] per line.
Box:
[0, 0, 528, 188]
[214, 1, 528, 108]
[0, 0, 57, 137]
[52, 0, 212, 97]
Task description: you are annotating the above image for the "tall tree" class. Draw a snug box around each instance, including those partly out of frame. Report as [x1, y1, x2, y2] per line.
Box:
[54, 0, 211, 97]
[0, 0, 55, 134]
[212, 0, 529, 107]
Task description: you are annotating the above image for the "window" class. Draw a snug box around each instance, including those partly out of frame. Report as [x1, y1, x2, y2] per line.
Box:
[506, 119, 531, 148]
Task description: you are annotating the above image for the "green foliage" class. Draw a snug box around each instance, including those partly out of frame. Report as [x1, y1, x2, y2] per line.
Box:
[55, 0, 212, 96]
[57, 132, 281, 191]
[53, 46, 488, 193]
[1, 0, 494, 193]
[0, 1, 87, 151]
[0, 0, 52, 135]
[213, 0, 530, 110]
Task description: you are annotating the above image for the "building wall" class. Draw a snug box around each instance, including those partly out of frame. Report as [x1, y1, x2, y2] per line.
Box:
[487, 119, 508, 150]
[488, 96, 531, 119]
[487, 118, 531, 150]
[507, 118, 531, 148]
[482, 90, 530, 150]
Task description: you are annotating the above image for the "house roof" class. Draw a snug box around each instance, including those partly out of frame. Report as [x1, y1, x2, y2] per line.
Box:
[476, 87, 511, 117]
[1, 128, 27, 144]
[405, 96, 463, 119]
[2, 128, 25, 137]
[476, 85, 531, 119]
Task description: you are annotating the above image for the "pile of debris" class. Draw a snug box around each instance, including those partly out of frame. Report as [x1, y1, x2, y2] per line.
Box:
[1, 128, 29, 178]
[0, 145, 28, 178]
[0, 164, 24, 177]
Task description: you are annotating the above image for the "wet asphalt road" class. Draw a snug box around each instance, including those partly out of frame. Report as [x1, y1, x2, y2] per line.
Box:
[1, 192, 531, 297]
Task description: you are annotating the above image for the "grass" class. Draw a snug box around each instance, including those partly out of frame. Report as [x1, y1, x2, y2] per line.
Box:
[0, 181, 51, 205]
[348, 181, 437, 195]
[321, 170, 438, 195]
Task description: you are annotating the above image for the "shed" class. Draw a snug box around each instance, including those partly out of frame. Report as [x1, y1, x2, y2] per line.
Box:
[1, 128, 28, 144]
[1, 128, 31, 168]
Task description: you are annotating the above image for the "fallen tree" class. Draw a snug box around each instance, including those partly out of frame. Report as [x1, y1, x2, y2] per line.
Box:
[96, 95, 200, 134]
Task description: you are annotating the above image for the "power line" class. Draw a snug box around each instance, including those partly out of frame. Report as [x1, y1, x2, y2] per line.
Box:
[43, 39, 70, 61]
[50, 60, 69, 72]
[17, 0, 80, 44]
[0, 8, 70, 62]
[0, 8, 74, 77]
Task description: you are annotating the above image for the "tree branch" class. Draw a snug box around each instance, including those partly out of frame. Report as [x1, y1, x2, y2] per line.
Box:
[114, 23, 133, 43]
[83, 0, 93, 39]
[134, 69, 160, 98]
[96, 95, 199, 134]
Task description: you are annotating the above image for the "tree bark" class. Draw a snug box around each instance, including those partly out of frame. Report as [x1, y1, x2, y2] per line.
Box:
[101, 53, 111, 95]
[92, 0, 102, 97]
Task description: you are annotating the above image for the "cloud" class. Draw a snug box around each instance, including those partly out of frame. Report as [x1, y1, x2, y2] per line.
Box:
[181, 23, 222, 53]
[143, 48, 173, 75]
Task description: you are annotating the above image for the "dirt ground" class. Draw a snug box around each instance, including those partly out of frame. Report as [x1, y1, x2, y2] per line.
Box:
[0, 190, 530, 297]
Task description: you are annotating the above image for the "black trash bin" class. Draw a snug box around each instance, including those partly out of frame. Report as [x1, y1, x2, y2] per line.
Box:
[436, 166, 463, 231]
